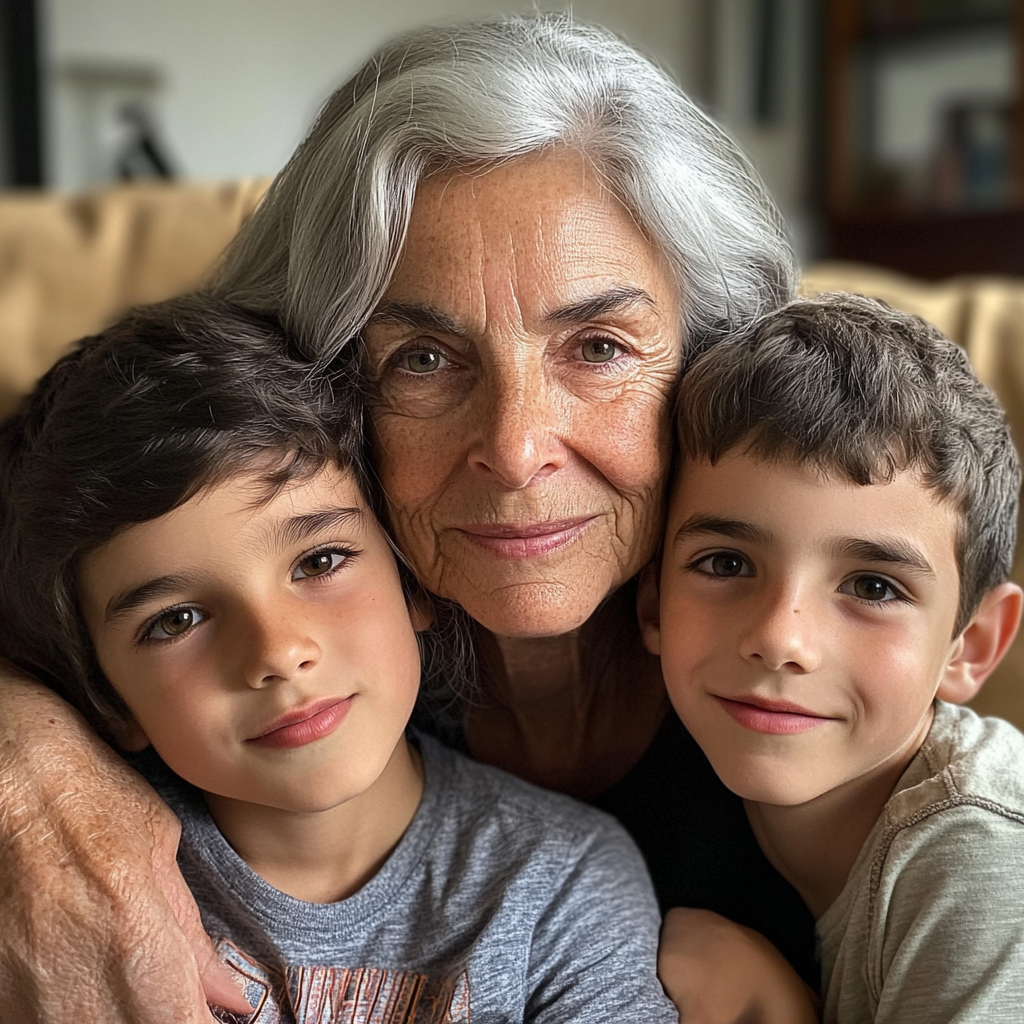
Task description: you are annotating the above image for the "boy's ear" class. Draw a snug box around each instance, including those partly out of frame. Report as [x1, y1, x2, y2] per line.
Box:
[637, 561, 662, 656]
[937, 582, 1023, 705]
[108, 714, 150, 753]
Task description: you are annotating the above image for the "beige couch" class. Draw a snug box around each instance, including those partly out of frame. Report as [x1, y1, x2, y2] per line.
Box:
[2, 180, 1023, 728]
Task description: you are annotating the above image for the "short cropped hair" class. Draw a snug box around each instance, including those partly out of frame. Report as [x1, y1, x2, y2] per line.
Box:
[0, 296, 366, 736]
[675, 292, 1020, 635]
[211, 14, 795, 360]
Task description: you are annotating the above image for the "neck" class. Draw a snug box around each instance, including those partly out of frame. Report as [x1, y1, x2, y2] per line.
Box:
[744, 720, 932, 918]
[203, 738, 423, 903]
[464, 588, 668, 798]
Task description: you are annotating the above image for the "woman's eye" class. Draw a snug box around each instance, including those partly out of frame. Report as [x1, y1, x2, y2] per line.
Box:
[145, 607, 205, 641]
[842, 575, 903, 603]
[579, 338, 620, 363]
[399, 349, 449, 374]
[292, 550, 349, 580]
[692, 552, 753, 578]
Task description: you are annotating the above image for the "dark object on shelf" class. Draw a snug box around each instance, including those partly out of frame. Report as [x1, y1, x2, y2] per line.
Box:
[928, 99, 1013, 209]
[820, 0, 1024, 276]
[116, 103, 175, 181]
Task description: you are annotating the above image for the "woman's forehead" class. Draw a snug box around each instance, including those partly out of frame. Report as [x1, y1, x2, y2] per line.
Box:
[385, 150, 679, 324]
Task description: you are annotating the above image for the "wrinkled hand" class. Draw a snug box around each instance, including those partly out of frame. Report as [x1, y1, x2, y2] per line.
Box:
[658, 908, 820, 1024]
[0, 667, 252, 1024]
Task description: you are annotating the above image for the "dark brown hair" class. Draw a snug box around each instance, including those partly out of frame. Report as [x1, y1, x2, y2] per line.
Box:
[0, 295, 368, 736]
[675, 292, 1020, 634]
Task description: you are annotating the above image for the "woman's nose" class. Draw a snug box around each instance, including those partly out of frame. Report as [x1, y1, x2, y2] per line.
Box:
[241, 606, 322, 688]
[468, 356, 568, 488]
[738, 585, 822, 674]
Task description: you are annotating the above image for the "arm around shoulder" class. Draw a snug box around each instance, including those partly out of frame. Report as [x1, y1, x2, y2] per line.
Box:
[0, 662, 251, 1023]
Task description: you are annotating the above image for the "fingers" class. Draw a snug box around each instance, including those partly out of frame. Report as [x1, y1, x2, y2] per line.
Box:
[658, 908, 819, 1024]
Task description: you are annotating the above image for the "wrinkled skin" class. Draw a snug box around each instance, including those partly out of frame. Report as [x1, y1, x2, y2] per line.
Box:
[363, 150, 681, 639]
[0, 668, 252, 1023]
[0, 151, 808, 1023]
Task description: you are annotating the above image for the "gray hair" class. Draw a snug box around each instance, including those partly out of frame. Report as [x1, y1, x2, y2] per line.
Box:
[210, 13, 797, 359]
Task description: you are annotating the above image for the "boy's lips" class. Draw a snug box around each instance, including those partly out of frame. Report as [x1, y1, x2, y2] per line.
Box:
[714, 694, 835, 735]
[247, 696, 355, 749]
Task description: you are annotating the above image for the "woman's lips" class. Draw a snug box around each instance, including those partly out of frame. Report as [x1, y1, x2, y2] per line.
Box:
[247, 696, 354, 749]
[457, 517, 597, 558]
[714, 695, 834, 735]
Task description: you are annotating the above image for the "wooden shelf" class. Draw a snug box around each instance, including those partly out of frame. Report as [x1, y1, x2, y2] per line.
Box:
[821, 0, 1023, 276]
[827, 207, 1024, 279]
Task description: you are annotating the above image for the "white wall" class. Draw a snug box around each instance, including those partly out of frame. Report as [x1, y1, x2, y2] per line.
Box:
[41, 0, 699, 190]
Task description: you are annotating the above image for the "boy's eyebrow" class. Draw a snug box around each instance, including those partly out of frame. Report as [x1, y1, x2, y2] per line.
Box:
[274, 507, 364, 548]
[105, 508, 364, 623]
[672, 514, 771, 546]
[106, 573, 203, 623]
[830, 537, 937, 578]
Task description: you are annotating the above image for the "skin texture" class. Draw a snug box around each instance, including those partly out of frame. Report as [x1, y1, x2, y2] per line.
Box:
[363, 150, 678, 798]
[0, 151, 809, 1022]
[363, 149, 681, 641]
[78, 466, 425, 905]
[0, 668, 253, 1022]
[641, 451, 1022, 916]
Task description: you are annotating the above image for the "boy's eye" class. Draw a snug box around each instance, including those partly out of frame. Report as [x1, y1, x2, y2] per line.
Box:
[840, 575, 904, 603]
[145, 607, 205, 640]
[292, 550, 349, 580]
[691, 551, 754, 578]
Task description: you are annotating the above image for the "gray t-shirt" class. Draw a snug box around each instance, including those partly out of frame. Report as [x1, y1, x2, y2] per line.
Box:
[139, 734, 677, 1024]
[818, 701, 1024, 1024]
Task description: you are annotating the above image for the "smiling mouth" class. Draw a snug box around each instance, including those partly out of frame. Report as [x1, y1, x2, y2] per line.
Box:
[457, 517, 598, 558]
[714, 695, 835, 735]
[248, 696, 354, 749]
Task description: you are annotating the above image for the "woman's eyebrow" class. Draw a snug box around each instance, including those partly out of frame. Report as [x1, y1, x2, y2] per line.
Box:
[368, 301, 465, 336]
[672, 514, 771, 547]
[542, 286, 656, 326]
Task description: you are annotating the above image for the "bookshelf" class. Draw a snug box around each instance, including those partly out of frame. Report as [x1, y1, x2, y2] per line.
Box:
[822, 0, 1023, 277]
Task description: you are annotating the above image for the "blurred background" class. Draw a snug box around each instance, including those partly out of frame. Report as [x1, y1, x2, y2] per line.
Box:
[0, 0, 1017, 274]
[4, 1, 1024, 727]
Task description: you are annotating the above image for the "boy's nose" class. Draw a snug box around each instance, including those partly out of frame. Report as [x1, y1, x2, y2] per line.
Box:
[243, 608, 322, 687]
[739, 586, 822, 674]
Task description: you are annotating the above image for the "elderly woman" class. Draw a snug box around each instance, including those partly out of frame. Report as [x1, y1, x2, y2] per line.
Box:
[0, 16, 814, 1023]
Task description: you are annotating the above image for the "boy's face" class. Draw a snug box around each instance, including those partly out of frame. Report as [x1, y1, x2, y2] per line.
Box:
[644, 449, 966, 807]
[79, 464, 425, 814]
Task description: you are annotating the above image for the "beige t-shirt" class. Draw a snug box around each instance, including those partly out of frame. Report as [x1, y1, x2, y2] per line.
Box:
[818, 701, 1024, 1024]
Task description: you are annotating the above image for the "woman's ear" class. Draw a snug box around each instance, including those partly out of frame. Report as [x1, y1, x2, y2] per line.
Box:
[637, 561, 662, 656]
[937, 582, 1023, 704]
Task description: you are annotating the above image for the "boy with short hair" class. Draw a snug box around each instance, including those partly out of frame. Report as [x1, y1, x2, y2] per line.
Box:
[0, 295, 678, 1024]
[642, 292, 1024, 1023]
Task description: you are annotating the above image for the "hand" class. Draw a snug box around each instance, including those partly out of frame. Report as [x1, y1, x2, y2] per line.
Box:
[658, 908, 820, 1024]
[0, 667, 253, 1023]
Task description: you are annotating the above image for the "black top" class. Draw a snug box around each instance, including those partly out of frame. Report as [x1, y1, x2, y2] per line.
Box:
[590, 711, 820, 992]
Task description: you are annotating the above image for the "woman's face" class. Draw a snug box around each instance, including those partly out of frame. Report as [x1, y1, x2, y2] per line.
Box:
[362, 150, 682, 638]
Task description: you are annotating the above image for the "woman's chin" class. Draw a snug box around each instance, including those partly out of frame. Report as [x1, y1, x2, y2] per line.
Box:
[455, 581, 607, 639]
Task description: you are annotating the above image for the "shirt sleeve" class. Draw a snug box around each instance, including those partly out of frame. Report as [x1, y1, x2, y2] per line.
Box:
[523, 816, 679, 1024]
[870, 803, 1024, 1024]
